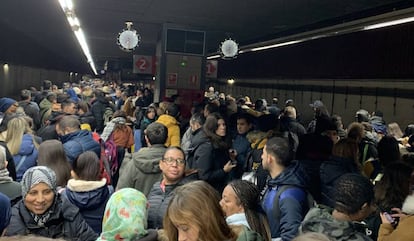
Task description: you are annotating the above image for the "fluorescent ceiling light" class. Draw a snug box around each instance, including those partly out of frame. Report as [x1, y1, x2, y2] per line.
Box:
[207, 54, 221, 60]
[363, 16, 414, 30]
[58, 0, 97, 75]
[250, 40, 303, 52]
[58, 0, 73, 11]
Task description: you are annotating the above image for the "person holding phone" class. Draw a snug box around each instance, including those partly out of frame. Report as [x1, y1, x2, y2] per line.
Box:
[378, 195, 414, 241]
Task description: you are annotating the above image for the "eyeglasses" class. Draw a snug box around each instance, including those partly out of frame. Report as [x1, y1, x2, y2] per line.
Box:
[162, 157, 185, 166]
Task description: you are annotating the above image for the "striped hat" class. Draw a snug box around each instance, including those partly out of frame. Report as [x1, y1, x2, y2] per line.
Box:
[21, 166, 57, 197]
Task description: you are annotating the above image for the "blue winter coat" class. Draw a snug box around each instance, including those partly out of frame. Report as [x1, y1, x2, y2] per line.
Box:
[62, 179, 113, 234]
[14, 134, 38, 181]
[261, 160, 310, 240]
[61, 130, 101, 164]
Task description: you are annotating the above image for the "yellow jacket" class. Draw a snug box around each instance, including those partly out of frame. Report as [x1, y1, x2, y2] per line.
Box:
[156, 114, 180, 147]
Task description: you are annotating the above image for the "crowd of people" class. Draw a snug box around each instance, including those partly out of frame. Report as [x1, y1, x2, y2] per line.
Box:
[0, 79, 413, 241]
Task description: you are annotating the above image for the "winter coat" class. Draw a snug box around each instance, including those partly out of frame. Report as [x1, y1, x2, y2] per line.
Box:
[231, 132, 251, 179]
[147, 180, 183, 229]
[0, 181, 21, 206]
[39, 97, 52, 126]
[300, 206, 372, 241]
[62, 179, 112, 234]
[187, 129, 229, 193]
[378, 194, 414, 241]
[140, 116, 156, 147]
[112, 125, 134, 149]
[232, 225, 265, 241]
[13, 134, 38, 181]
[19, 100, 41, 130]
[0, 141, 16, 180]
[116, 144, 166, 196]
[279, 116, 307, 137]
[320, 156, 360, 207]
[261, 160, 310, 240]
[60, 130, 101, 164]
[91, 97, 112, 133]
[156, 114, 180, 147]
[79, 111, 97, 132]
[5, 195, 98, 241]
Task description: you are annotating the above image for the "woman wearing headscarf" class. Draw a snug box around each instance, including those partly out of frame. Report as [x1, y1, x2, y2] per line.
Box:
[97, 188, 158, 241]
[4, 166, 97, 241]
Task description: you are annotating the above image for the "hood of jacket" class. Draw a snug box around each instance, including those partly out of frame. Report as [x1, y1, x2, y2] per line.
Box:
[268, 160, 309, 189]
[18, 134, 36, 156]
[133, 145, 166, 174]
[60, 129, 92, 143]
[156, 114, 178, 128]
[189, 129, 209, 149]
[65, 179, 110, 210]
[39, 98, 52, 110]
[402, 193, 414, 215]
[301, 206, 371, 241]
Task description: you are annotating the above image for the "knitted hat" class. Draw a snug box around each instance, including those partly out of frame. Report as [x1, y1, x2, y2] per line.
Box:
[21, 166, 57, 197]
[0, 97, 16, 113]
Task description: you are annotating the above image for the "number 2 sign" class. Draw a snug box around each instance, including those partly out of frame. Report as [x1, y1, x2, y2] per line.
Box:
[133, 55, 153, 74]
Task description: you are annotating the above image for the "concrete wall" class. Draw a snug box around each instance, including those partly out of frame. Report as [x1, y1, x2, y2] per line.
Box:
[0, 63, 72, 99]
[213, 78, 414, 129]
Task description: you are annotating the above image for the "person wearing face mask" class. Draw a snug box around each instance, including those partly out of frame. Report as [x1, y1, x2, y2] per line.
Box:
[4, 166, 97, 240]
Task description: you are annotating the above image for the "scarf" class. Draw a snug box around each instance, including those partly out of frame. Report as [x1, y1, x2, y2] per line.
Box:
[97, 188, 148, 241]
[0, 168, 12, 183]
[29, 196, 57, 227]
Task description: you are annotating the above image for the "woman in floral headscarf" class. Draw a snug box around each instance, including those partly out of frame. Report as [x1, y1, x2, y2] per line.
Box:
[97, 188, 158, 241]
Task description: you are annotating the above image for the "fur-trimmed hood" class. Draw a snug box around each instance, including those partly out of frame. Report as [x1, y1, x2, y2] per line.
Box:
[64, 179, 112, 210]
[402, 193, 414, 215]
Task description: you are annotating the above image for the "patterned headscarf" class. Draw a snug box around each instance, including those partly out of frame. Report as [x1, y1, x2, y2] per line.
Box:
[97, 188, 148, 241]
[21, 166, 57, 198]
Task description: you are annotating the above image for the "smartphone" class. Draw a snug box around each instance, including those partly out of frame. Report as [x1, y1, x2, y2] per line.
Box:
[383, 212, 396, 224]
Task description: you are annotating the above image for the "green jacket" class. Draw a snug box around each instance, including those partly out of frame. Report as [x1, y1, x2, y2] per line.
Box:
[299, 206, 372, 241]
[235, 226, 266, 241]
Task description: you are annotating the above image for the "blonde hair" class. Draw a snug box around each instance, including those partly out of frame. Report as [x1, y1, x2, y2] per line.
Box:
[388, 122, 403, 139]
[0, 145, 6, 169]
[163, 181, 236, 241]
[6, 117, 38, 155]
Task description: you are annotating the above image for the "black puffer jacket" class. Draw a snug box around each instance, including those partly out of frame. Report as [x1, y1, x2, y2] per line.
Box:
[5, 195, 98, 241]
[91, 97, 111, 133]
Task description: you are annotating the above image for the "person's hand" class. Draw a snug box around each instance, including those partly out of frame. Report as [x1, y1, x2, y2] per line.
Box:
[229, 149, 237, 160]
[223, 160, 236, 173]
[390, 208, 408, 220]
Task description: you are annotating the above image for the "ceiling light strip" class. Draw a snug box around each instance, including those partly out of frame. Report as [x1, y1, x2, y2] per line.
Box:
[58, 0, 97, 75]
[207, 7, 414, 59]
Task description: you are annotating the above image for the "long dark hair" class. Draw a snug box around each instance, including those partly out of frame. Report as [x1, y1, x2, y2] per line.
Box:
[374, 162, 413, 211]
[37, 140, 71, 187]
[203, 112, 229, 149]
[72, 151, 101, 181]
[229, 180, 271, 241]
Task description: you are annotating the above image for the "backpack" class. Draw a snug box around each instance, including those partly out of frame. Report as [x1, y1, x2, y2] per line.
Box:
[99, 134, 118, 184]
[242, 138, 268, 192]
[273, 185, 316, 220]
[103, 107, 114, 126]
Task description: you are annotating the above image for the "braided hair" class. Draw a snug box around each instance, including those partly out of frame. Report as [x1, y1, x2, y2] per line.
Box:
[229, 180, 271, 241]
